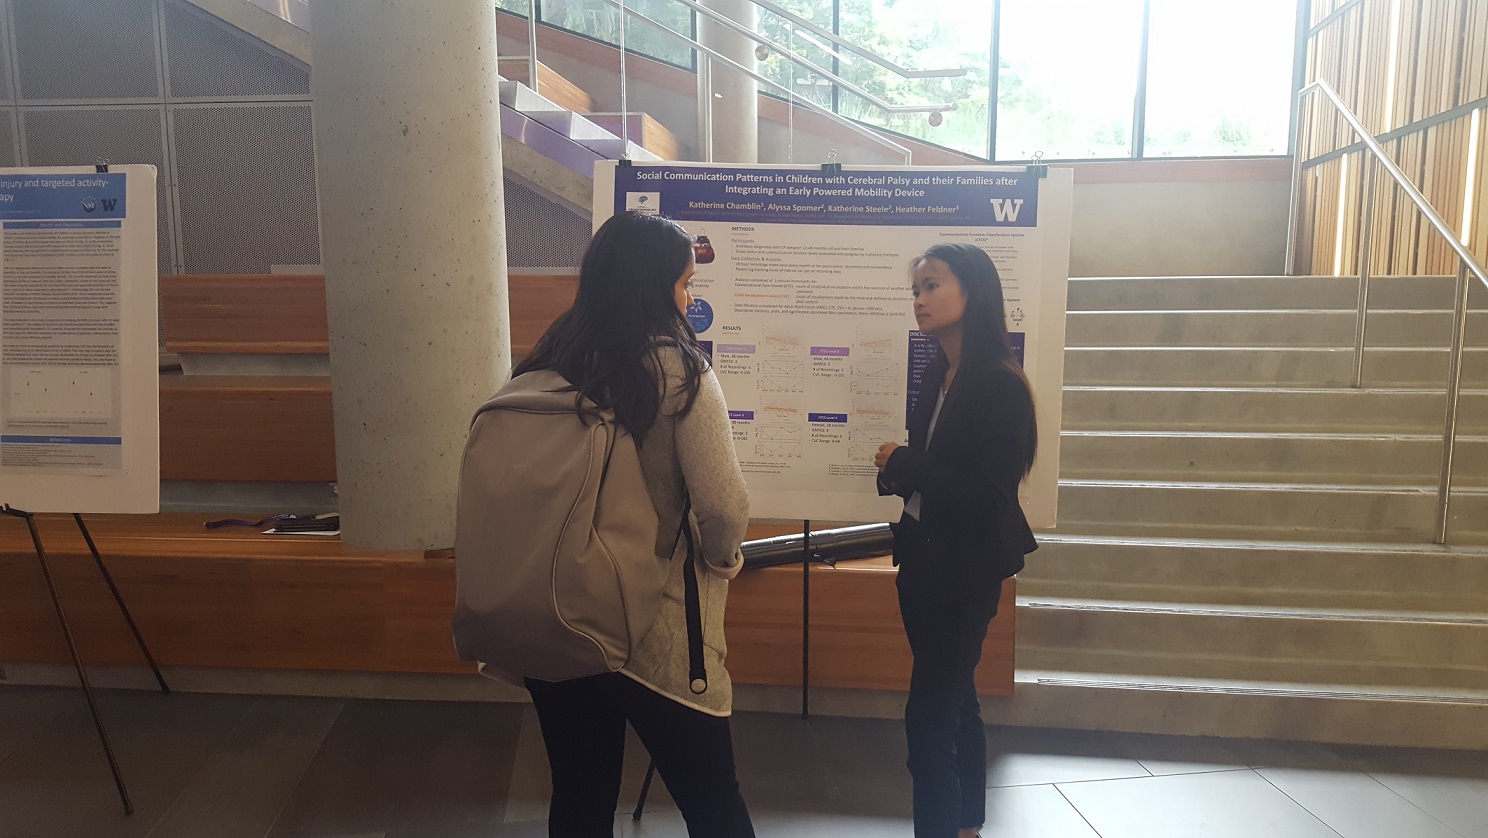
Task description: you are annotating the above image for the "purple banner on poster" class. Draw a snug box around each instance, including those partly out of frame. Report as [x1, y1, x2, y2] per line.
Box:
[1009, 332, 1025, 365]
[810, 346, 850, 357]
[717, 343, 756, 354]
[808, 413, 849, 423]
[615, 166, 1038, 228]
[906, 332, 939, 419]
[729, 410, 755, 420]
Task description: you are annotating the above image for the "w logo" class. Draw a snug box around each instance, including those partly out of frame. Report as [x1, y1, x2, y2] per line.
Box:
[101, 198, 117, 212]
[989, 198, 1024, 223]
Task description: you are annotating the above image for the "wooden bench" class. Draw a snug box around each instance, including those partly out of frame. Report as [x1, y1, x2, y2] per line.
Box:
[24, 272, 1018, 696]
[0, 515, 1015, 693]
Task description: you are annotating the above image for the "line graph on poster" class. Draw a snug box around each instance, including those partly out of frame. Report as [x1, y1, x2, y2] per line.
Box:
[756, 425, 804, 442]
[756, 441, 803, 458]
[760, 375, 805, 392]
[758, 394, 803, 423]
[855, 330, 900, 359]
[6, 367, 117, 421]
[761, 330, 806, 358]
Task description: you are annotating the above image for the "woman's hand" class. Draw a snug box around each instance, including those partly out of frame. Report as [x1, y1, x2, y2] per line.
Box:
[874, 442, 900, 470]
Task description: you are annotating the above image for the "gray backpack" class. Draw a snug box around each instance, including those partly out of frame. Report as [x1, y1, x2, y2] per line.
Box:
[452, 369, 706, 688]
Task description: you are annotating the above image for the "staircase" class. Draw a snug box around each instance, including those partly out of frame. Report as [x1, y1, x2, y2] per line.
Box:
[999, 274, 1488, 749]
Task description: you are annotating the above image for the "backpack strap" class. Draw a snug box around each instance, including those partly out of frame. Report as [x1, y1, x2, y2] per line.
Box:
[675, 496, 708, 695]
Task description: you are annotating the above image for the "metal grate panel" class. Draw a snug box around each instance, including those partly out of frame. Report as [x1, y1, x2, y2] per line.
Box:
[0, 7, 15, 102]
[171, 103, 318, 273]
[21, 106, 172, 272]
[11, 0, 161, 101]
[163, 1, 309, 99]
[0, 114, 16, 168]
[503, 178, 591, 268]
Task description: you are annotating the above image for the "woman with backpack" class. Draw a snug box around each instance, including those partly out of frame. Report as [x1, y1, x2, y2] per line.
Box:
[874, 243, 1039, 838]
[514, 211, 756, 837]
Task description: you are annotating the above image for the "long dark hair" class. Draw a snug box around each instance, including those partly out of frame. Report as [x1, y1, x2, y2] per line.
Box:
[514, 212, 707, 439]
[914, 243, 1038, 474]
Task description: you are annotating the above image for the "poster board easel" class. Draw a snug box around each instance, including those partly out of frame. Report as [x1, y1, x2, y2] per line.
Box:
[0, 162, 165, 814]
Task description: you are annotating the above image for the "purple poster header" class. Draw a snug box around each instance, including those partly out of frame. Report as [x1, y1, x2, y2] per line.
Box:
[615, 166, 1038, 228]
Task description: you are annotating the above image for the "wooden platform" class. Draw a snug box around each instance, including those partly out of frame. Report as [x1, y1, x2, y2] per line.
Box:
[0, 515, 1015, 696]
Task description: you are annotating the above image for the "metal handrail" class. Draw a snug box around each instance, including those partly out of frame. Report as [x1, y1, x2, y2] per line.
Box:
[1284, 79, 1486, 544]
[665, 0, 956, 114]
[750, 0, 966, 80]
[599, 0, 912, 163]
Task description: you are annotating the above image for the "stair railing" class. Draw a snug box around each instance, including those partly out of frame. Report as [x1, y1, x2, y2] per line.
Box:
[1284, 79, 1487, 544]
[512, 0, 967, 163]
[597, 0, 914, 163]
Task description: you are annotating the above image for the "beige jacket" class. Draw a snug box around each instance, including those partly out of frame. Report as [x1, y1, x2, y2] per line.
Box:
[622, 345, 750, 716]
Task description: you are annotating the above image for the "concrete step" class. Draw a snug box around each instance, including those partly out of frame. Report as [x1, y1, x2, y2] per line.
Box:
[1059, 430, 1488, 487]
[1066, 308, 1488, 348]
[522, 109, 616, 142]
[993, 671, 1488, 749]
[1020, 535, 1488, 613]
[1055, 479, 1488, 544]
[1067, 275, 1473, 312]
[1063, 345, 1488, 387]
[1060, 386, 1488, 434]
[573, 137, 662, 162]
[497, 79, 564, 113]
[1016, 598, 1488, 691]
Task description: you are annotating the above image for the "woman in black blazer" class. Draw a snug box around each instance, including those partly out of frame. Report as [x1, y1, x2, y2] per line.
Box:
[875, 243, 1038, 838]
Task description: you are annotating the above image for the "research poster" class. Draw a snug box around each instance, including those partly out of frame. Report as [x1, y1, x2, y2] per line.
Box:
[594, 162, 1071, 526]
[0, 166, 159, 513]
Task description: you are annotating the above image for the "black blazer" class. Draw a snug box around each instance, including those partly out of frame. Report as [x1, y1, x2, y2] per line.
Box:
[878, 359, 1038, 582]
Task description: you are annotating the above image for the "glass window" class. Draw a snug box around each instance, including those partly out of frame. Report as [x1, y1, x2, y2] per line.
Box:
[540, 0, 696, 69]
[1143, 0, 1296, 157]
[496, 0, 527, 16]
[837, 0, 993, 158]
[757, 0, 838, 113]
[996, 0, 1144, 160]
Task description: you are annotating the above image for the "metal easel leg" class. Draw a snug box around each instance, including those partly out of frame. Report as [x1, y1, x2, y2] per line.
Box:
[4, 507, 134, 815]
[72, 514, 169, 694]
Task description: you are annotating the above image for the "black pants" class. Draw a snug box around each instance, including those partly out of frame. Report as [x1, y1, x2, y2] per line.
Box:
[525, 672, 756, 838]
[897, 559, 1004, 838]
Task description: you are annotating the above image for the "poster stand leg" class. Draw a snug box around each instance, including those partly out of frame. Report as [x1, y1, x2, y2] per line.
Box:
[72, 514, 169, 695]
[632, 759, 657, 820]
[1, 506, 134, 815]
[801, 518, 811, 720]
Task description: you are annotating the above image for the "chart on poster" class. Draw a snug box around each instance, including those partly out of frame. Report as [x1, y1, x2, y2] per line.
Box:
[595, 162, 1071, 525]
[0, 166, 159, 513]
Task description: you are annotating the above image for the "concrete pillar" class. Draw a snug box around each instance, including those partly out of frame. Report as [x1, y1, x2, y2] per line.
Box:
[311, 0, 511, 550]
[699, 0, 759, 163]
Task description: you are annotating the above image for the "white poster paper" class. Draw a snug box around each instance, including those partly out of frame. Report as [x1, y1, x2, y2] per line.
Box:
[0, 166, 159, 513]
[595, 162, 1070, 526]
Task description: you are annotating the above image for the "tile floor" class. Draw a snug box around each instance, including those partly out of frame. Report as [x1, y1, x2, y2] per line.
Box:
[1, 686, 1485, 837]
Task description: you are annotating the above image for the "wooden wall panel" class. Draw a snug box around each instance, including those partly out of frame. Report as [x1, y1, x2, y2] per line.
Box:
[163, 273, 576, 359]
[509, 273, 578, 355]
[1302, 0, 1488, 276]
[159, 376, 336, 482]
[161, 275, 329, 354]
